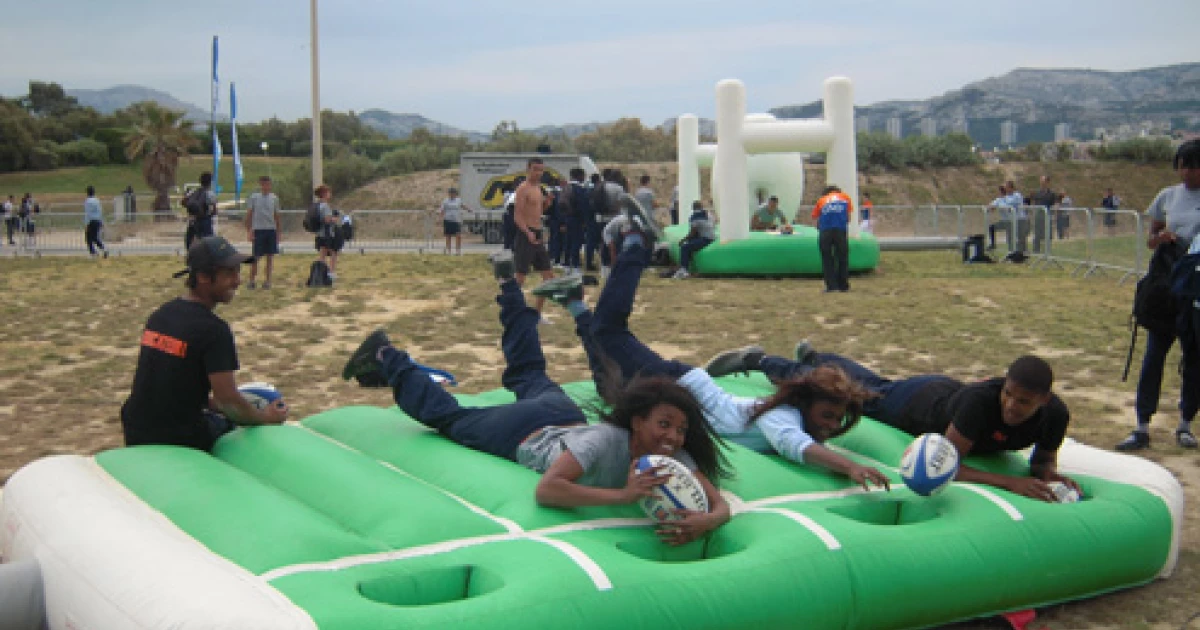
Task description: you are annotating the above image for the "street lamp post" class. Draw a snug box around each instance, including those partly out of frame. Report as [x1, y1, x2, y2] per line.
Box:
[261, 141, 272, 179]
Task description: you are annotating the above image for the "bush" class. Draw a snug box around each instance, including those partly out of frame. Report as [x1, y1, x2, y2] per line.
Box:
[27, 143, 59, 170]
[54, 138, 110, 167]
[1094, 137, 1174, 164]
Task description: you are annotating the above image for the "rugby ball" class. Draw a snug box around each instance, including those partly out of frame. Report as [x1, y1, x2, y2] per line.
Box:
[1048, 481, 1081, 504]
[238, 382, 282, 410]
[899, 433, 959, 497]
[634, 455, 709, 522]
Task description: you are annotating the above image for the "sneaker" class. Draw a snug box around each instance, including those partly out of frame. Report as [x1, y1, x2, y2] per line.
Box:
[703, 345, 766, 378]
[619, 193, 664, 243]
[1115, 431, 1150, 451]
[489, 250, 515, 280]
[247, 281, 257, 290]
[342, 329, 392, 381]
[354, 370, 391, 388]
[531, 274, 583, 307]
[582, 274, 599, 286]
[672, 268, 690, 280]
[793, 339, 817, 366]
[1176, 429, 1198, 449]
[262, 282, 272, 289]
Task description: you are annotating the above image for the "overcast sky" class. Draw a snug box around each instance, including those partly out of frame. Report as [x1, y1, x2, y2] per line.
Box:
[5, 0, 1197, 131]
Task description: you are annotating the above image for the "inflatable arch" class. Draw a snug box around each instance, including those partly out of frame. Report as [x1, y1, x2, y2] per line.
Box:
[671, 78, 878, 276]
[0, 376, 1185, 629]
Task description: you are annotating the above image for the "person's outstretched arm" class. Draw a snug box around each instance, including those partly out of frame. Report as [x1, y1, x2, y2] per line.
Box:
[536, 452, 661, 508]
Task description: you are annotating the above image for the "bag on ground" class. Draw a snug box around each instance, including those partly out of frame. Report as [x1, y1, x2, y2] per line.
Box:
[306, 260, 333, 288]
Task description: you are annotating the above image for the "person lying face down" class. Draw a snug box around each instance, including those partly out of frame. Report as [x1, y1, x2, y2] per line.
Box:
[342, 253, 730, 546]
[532, 195, 889, 492]
[707, 344, 1079, 502]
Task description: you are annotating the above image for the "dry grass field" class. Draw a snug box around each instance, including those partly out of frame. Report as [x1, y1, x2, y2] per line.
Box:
[0, 247, 1195, 629]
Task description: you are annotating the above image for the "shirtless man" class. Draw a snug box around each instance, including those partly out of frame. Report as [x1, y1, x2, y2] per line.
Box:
[513, 158, 556, 312]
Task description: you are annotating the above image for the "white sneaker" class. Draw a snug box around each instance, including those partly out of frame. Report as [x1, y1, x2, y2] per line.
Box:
[672, 268, 690, 279]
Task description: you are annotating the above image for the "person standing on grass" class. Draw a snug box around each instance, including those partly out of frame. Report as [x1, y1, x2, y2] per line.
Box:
[185, 173, 218, 250]
[121, 236, 288, 451]
[811, 185, 853, 292]
[314, 185, 340, 280]
[1118, 139, 1200, 452]
[1101, 187, 1120, 236]
[439, 187, 467, 255]
[1030, 175, 1057, 253]
[634, 175, 657, 226]
[1057, 191, 1073, 240]
[83, 185, 108, 258]
[513, 158, 556, 313]
[3, 195, 14, 245]
[244, 176, 281, 289]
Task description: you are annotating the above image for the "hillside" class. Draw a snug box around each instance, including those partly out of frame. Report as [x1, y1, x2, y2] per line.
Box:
[773, 63, 1200, 147]
[68, 85, 216, 121]
[338, 161, 1179, 213]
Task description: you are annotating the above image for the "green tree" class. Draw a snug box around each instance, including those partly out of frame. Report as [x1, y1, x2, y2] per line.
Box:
[123, 103, 198, 218]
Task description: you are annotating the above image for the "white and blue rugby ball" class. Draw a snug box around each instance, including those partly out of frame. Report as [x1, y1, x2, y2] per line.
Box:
[238, 382, 283, 411]
[899, 433, 959, 497]
[635, 455, 709, 522]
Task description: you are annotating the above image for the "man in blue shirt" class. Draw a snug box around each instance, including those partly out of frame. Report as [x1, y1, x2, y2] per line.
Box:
[810, 185, 854, 292]
[83, 185, 108, 258]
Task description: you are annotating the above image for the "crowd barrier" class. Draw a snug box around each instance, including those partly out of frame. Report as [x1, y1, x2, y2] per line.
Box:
[867, 204, 1147, 282]
[3, 200, 1151, 282]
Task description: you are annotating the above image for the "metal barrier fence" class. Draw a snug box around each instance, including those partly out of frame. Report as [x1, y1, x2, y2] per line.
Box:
[4, 201, 1150, 281]
[869, 204, 1146, 282]
[0, 205, 451, 257]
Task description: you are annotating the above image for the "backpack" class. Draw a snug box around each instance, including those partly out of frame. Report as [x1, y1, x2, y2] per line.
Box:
[591, 182, 611, 219]
[306, 260, 333, 287]
[1122, 241, 1186, 380]
[183, 188, 210, 218]
[302, 202, 323, 233]
[570, 183, 591, 222]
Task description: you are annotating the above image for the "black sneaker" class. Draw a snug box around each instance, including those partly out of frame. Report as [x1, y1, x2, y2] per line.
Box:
[355, 371, 391, 388]
[343, 329, 392, 381]
[794, 339, 818, 366]
[619, 193, 664, 243]
[531, 274, 583, 307]
[1115, 431, 1150, 451]
[581, 274, 599, 286]
[703, 345, 766, 378]
[488, 250, 515, 280]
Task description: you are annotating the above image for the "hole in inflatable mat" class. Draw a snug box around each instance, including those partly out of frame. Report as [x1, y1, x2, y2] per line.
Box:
[357, 565, 504, 607]
[825, 499, 939, 526]
[616, 534, 748, 563]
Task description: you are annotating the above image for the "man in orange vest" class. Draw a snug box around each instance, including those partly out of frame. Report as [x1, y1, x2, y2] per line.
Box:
[811, 185, 854, 292]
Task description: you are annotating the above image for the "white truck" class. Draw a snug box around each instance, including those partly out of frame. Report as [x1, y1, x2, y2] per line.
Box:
[457, 153, 599, 244]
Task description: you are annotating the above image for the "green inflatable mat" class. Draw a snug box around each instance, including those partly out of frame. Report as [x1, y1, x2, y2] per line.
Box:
[664, 224, 880, 276]
[91, 375, 1174, 630]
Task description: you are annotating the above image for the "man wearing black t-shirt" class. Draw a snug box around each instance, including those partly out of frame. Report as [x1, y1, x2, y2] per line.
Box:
[120, 236, 288, 451]
[706, 346, 1079, 502]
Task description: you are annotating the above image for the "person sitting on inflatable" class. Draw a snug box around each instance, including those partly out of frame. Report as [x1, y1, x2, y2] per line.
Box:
[341, 254, 731, 546]
[533, 195, 889, 492]
[751, 195, 792, 233]
[705, 345, 1080, 502]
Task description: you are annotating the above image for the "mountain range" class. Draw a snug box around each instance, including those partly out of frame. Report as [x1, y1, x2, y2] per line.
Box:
[66, 63, 1200, 148]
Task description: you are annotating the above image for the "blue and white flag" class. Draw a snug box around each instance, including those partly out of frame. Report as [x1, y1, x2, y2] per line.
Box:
[211, 36, 222, 193]
[231, 83, 243, 202]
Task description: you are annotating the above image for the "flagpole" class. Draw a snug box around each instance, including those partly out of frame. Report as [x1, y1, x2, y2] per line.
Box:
[310, 0, 323, 189]
[231, 83, 243, 210]
[211, 36, 220, 194]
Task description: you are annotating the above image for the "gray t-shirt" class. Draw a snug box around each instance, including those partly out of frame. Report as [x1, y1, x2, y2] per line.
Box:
[1146, 183, 1200, 248]
[247, 192, 280, 230]
[634, 187, 656, 215]
[516, 422, 698, 489]
[440, 198, 464, 223]
[318, 202, 337, 238]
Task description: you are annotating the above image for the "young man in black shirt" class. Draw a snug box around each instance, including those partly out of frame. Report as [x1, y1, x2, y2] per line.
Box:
[705, 344, 1080, 502]
[120, 236, 288, 451]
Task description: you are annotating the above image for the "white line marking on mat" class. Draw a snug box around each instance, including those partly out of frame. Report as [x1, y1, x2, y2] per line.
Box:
[742, 507, 842, 550]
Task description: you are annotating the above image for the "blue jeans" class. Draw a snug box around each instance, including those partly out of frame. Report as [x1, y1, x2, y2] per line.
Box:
[758, 353, 951, 424]
[679, 236, 713, 270]
[381, 280, 586, 460]
[575, 242, 691, 389]
[564, 218, 584, 268]
[1135, 328, 1200, 424]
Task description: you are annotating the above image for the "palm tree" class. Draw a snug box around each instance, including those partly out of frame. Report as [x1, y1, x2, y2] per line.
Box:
[123, 103, 198, 220]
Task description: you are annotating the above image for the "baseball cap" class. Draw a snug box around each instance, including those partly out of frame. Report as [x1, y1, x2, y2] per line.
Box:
[173, 236, 254, 277]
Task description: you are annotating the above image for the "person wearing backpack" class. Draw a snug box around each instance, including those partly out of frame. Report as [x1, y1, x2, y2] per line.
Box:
[565, 168, 590, 275]
[309, 184, 339, 286]
[1118, 139, 1200, 451]
[184, 172, 218, 250]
